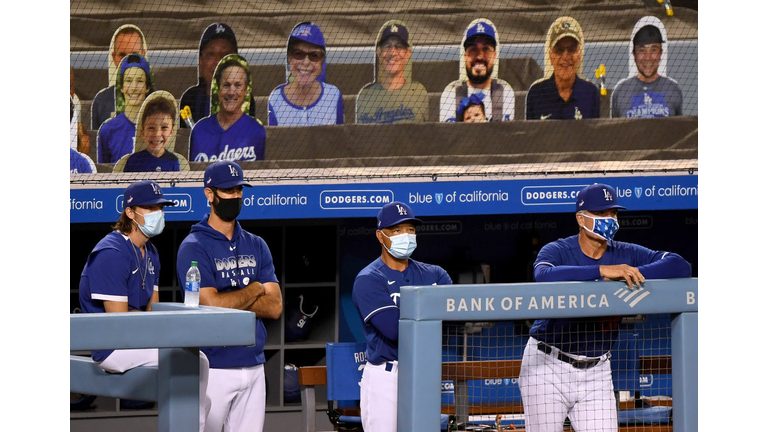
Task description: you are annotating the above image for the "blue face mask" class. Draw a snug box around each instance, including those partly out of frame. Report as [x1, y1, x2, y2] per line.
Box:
[134, 209, 165, 238]
[581, 213, 619, 241]
[381, 232, 417, 259]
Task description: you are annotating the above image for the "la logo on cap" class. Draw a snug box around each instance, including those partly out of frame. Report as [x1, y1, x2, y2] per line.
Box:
[603, 188, 613, 201]
[390, 24, 399, 33]
[215, 24, 225, 33]
[151, 183, 161, 195]
[396, 204, 408, 216]
[295, 27, 312, 37]
[229, 165, 238, 177]
[477, 23, 485, 32]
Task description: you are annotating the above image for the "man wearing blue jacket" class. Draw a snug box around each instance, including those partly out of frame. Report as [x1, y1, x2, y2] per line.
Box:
[177, 160, 282, 432]
[519, 183, 691, 432]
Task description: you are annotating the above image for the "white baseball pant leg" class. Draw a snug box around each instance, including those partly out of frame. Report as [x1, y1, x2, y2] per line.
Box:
[99, 349, 211, 432]
[360, 361, 398, 432]
[519, 338, 617, 432]
[204, 364, 266, 432]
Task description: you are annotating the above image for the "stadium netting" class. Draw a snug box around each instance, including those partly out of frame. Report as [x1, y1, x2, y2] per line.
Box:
[70, 0, 697, 186]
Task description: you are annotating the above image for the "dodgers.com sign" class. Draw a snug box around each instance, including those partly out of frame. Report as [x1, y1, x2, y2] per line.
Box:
[70, 175, 698, 223]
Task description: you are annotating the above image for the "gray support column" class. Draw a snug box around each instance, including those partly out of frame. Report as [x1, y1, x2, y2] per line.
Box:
[671, 312, 698, 432]
[398, 319, 442, 432]
[158, 347, 200, 432]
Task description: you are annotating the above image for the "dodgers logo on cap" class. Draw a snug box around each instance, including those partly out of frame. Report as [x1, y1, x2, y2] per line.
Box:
[123, 179, 175, 209]
[204, 160, 253, 189]
[576, 183, 626, 212]
[377, 201, 422, 229]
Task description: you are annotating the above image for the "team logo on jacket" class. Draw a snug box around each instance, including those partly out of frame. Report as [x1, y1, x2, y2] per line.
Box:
[390, 292, 400, 307]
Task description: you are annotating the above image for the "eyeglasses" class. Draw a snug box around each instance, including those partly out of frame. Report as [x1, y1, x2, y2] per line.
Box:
[289, 49, 325, 62]
[552, 44, 579, 55]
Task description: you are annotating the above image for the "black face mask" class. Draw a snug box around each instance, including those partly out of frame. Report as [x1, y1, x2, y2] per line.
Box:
[212, 190, 243, 222]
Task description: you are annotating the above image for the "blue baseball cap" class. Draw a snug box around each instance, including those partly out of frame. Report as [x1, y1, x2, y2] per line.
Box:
[123, 180, 175, 209]
[379, 22, 410, 46]
[377, 201, 422, 229]
[204, 161, 253, 189]
[200, 22, 238, 54]
[119, 53, 151, 80]
[464, 19, 497, 48]
[289, 22, 326, 49]
[576, 183, 626, 212]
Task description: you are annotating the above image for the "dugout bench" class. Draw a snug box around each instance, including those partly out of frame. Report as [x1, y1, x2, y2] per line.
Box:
[70, 303, 256, 432]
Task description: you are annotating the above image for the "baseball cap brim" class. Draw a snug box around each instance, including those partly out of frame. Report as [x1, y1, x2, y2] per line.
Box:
[211, 179, 252, 189]
[381, 216, 422, 229]
[584, 203, 626, 212]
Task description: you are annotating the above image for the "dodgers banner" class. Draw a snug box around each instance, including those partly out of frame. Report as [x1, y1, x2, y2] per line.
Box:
[70, 175, 698, 223]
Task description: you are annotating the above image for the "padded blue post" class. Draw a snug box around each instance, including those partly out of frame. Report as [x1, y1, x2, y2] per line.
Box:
[398, 319, 442, 432]
[325, 342, 367, 401]
[158, 347, 200, 432]
[672, 312, 698, 432]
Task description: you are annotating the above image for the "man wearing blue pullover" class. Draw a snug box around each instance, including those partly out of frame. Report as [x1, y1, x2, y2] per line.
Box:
[177, 160, 282, 432]
[519, 183, 691, 432]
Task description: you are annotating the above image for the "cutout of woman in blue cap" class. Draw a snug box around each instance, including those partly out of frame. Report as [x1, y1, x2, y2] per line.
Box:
[267, 22, 344, 126]
[96, 53, 155, 163]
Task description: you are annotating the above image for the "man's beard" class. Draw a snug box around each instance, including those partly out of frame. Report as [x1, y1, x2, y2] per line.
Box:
[466, 62, 492, 85]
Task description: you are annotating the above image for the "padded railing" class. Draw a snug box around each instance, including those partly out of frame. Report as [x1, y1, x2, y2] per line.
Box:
[398, 278, 698, 432]
[70, 303, 256, 432]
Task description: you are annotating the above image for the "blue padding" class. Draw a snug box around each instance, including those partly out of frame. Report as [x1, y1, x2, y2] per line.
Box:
[338, 415, 362, 423]
[618, 406, 672, 425]
[440, 414, 452, 431]
[612, 329, 639, 392]
[326, 342, 367, 401]
[70, 355, 158, 401]
[639, 374, 673, 397]
[466, 379, 522, 404]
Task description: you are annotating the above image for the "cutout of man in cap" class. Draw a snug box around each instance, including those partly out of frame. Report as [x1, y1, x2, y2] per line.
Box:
[439, 18, 515, 122]
[352, 201, 452, 432]
[179, 23, 257, 127]
[610, 16, 683, 118]
[525, 16, 600, 120]
[518, 183, 691, 432]
[355, 20, 428, 124]
[91, 24, 148, 130]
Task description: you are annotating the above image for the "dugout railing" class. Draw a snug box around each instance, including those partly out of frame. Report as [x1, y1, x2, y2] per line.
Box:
[398, 278, 698, 432]
[70, 303, 256, 432]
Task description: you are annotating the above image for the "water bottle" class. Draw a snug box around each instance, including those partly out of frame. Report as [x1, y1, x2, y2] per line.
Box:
[185, 261, 201, 307]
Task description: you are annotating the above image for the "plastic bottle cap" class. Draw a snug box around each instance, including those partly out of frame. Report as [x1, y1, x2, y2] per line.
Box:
[191, 261, 198, 266]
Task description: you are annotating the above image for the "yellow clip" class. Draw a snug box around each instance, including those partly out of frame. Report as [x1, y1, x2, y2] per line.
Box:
[658, 0, 674, 16]
[180, 106, 192, 120]
[595, 65, 607, 96]
[595, 64, 606, 79]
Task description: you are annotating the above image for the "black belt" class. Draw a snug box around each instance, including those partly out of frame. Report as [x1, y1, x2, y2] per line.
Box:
[537, 342, 601, 370]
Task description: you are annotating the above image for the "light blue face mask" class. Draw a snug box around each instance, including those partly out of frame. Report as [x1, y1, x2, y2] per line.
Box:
[580, 213, 619, 241]
[134, 209, 165, 238]
[381, 232, 417, 259]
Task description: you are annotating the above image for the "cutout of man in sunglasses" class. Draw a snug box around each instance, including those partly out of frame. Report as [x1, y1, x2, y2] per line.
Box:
[525, 16, 600, 120]
[267, 22, 344, 126]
